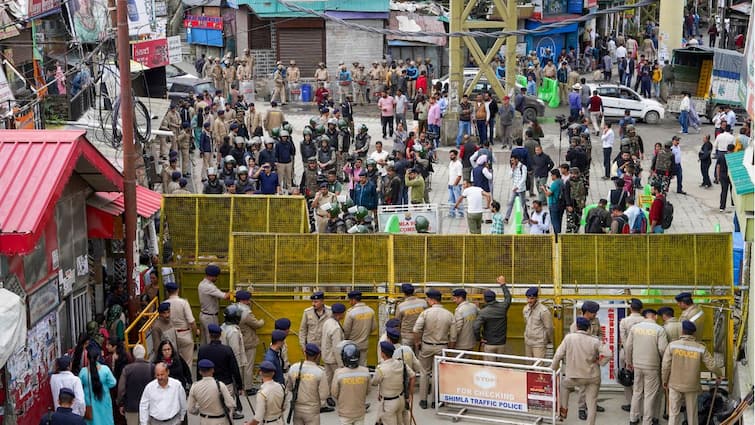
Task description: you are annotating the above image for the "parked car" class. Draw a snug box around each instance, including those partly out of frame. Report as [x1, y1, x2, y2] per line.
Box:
[585, 83, 665, 124]
[167, 76, 215, 102]
[166, 64, 198, 79]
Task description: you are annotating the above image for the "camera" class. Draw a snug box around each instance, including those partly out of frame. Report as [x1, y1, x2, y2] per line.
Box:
[556, 114, 568, 130]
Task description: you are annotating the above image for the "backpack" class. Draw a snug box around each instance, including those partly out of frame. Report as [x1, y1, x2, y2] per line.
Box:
[661, 199, 674, 229]
[632, 213, 647, 233]
[614, 214, 630, 234]
[655, 151, 673, 172]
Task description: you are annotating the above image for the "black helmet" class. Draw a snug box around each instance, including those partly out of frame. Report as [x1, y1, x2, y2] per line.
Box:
[341, 342, 360, 369]
[224, 304, 242, 325]
[617, 368, 634, 387]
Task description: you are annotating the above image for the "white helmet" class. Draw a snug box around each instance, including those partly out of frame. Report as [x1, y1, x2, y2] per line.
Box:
[327, 118, 337, 125]
[207, 167, 217, 175]
[280, 130, 290, 137]
[251, 136, 262, 145]
[224, 155, 236, 163]
[237, 166, 249, 175]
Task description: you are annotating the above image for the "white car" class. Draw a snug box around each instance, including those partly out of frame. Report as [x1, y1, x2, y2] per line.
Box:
[586, 83, 665, 124]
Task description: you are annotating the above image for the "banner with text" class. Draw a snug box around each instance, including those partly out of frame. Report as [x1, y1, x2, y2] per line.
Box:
[132, 38, 169, 69]
[438, 362, 529, 413]
[377, 204, 440, 234]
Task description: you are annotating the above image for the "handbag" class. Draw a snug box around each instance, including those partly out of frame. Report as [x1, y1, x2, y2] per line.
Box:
[84, 368, 94, 420]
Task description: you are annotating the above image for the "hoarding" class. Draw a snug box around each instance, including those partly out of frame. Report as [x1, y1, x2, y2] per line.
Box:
[438, 362, 529, 412]
[132, 38, 169, 69]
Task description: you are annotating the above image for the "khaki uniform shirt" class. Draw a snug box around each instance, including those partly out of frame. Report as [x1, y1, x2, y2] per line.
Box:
[198, 279, 226, 315]
[187, 376, 236, 419]
[395, 297, 427, 340]
[299, 306, 332, 350]
[625, 319, 668, 369]
[246, 110, 263, 131]
[569, 316, 602, 339]
[664, 317, 683, 342]
[523, 301, 553, 347]
[393, 345, 422, 374]
[166, 295, 196, 331]
[285, 360, 328, 411]
[163, 111, 181, 134]
[680, 304, 705, 330]
[242, 53, 254, 76]
[151, 318, 178, 352]
[552, 330, 611, 379]
[236, 65, 248, 81]
[253, 380, 286, 423]
[453, 301, 479, 350]
[167, 181, 181, 194]
[372, 358, 413, 398]
[287, 66, 300, 84]
[332, 366, 370, 420]
[312, 192, 338, 218]
[237, 303, 264, 349]
[343, 302, 377, 350]
[620, 312, 645, 348]
[211, 117, 228, 146]
[224, 66, 235, 83]
[211, 64, 223, 81]
[321, 317, 344, 365]
[662, 335, 722, 392]
[264, 109, 285, 133]
[413, 304, 457, 345]
[221, 323, 247, 368]
[314, 68, 329, 81]
[173, 188, 192, 195]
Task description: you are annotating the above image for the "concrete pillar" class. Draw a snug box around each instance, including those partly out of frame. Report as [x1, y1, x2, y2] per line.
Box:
[658, 0, 683, 63]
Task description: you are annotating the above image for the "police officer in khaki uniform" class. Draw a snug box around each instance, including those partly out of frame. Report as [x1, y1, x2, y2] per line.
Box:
[343, 290, 377, 367]
[211, 110, 229, 152]
[314, 63, 329, 84]
[552, 317, 612, 425]
[413, 288, 456, 410]
[662, 321, 722, 425]
[287, 60, 300, 102]
[235, 290, 265, 395]
[198, 265, 230, 345]
[286, 344, 330, 425]
[522, 287, 553, 358]
[620, 299, 647, 411]
[625, 309, 668, 425]
[676, 292, 705, 330]
[163, 104, 182, 156]
[353, 64, 368, 105]
[321, 303, 346, 408]
[223, 63, 236, 96]
[395, 284, 427, 348]
[250, 361, 286, 425]
[332, 342, 370, 425]
[451, 288, 478, 351]
[658, 307, 682, 342]
[176, 122, 192, 174]
[299, 291, 332, 354]
[372, 341, 414, 425]
[376, 319, 400, 363]
[368, 62, 382, 101]
[569, 300, 604, 419]
[271, 62, 287, 105]
[151, 302, 178, 353]
[165, 282, 198, 368]
[187, 359, 235, 425]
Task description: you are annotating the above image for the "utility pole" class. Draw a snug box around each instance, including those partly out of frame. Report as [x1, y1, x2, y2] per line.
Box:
[117, 0, 138, 320]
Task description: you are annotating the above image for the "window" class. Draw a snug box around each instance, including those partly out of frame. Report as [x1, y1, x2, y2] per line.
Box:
[620, 89, 639, 101]
[598, 87, 620, 98]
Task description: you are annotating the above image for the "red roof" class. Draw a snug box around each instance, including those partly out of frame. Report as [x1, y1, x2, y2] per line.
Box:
[91, 186, 163, 218]
[0, 130, 123, 255]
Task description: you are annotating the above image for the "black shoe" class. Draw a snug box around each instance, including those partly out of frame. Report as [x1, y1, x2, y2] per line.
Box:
[319, 406, 334, 413]
[596, 405, 605, 412]
[431, 402, 436, 408]
[621, 404, 631, 412]
[630, 421, 639, 425]
[365, 403, 370, 410]
[232, 412, 244, 420]
[652, 419, 659, 425]
[326, 397, 336, 407]
[579, 409, 587, 420]
[245, 388, 257, 396]
[419, 400, 428, 409]
[677, 191, 687, 195]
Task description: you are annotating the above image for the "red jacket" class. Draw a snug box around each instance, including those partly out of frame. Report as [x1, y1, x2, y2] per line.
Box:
[416, 75, 428, 95]
[649, 194, 664, 225]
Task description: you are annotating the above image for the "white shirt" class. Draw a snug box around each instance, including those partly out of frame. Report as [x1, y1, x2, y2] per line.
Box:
[601, 128, 615, 148]
[448, 159, 463, 186]
[511, 163, 527, 193]
[369, 150, 390, 176]
[139, 378, 187, 425]
[462, 186, 486, 214]
[725, 110, 736, 127]
[624, 205, 642, 230]
[528, 209, 550, 234]
[615, 46, 627, 59]
[395, 94, 408, 114]
[715, 131, 735, 152]
[50, 371, 86, 416]
[679, 96, 690, 112]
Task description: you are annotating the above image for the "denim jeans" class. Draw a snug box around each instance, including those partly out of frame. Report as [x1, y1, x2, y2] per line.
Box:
[476, 120, 488, 144]
[675, 163, 683, 192]
[549, 205, 563, 234]
[488, 117, 495, 142]
[456, 120, 471, 147]
[679, 110, 689, 133]
[448, 184, 462, 216]
[652, 225, 664, 234]
[603, 147, 612, 178]
[504, 191, 528, 220]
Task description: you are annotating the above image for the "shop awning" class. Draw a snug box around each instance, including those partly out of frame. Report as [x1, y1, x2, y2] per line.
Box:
[0, 288, 26, 369]
[731, 2, 751, 15]
[0, 130, 123, 255]
[387, 12, 447, 47]
[524, 20, 578, 36]
[88, 186, 162, 219]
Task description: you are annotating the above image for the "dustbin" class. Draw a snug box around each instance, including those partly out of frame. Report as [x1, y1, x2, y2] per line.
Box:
[301, 84, 312, 102]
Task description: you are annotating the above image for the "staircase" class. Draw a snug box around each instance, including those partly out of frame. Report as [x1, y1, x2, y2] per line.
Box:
[697, 59, 713, 98]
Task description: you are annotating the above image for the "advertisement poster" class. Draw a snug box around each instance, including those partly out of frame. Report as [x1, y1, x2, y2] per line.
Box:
[532, 0, 543, 20]
[596, 304, 622, 385]
[526, 371, 556, 413]
[28, 275, 60, 326]
[28, 0, 61, 19]
[127, 0, 152, 36]
[70, 0, 110, 43]
[377, 204, 440, 234]
[168, 36, 182, 64]
[132, 38, 169, 69]
[438, 362, 529, 412]
[742, 8, 755, 118]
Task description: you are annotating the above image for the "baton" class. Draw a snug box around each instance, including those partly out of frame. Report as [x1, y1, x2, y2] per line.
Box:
[245, 392, 256, 416]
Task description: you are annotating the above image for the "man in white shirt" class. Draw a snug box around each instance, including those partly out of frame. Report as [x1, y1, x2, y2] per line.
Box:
[504, 156, 528, 222]
[448, 149, 464, 218]
[715, 125, 735, 154]
[50, 356, 86, 416]
[394, 89, 409, 129]
[528, 200, 550, 234]
[139, 363, 187, 425]
[624, 197, 643, 232]
[369, 141, 390, 176]
[725, 105, 736, 129]
[601, 122, 615, 179]
[679, 92, 690, 134]
[454, 180, 491, 234]
[615, 44, 627, 60]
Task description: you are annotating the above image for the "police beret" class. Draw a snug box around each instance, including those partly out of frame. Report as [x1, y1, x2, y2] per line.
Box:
[203, 121, 211, 127]
[582, 301, 600, 313]
[158, 302, 171, 313]
[675, 292, 693, 302]
[235, 290, 251, 301]
[205, 265, 221, 276]
[218, 109, 225, 115]
[165, 281, 178, 291]
[259, 360, 277, 372]
[230, 122, 239, 130]
[331, 303, 346, 313]
[170, 157, 178, 163]
[452, 288, 467, 297]
[526, 287, 539, 297]
[385, 318, 400, 330]
[682, 320, 696, 333]
[386, 327, 400, 339]
[347, 290, 362, 299]
[358, 170, 367, 176]
[305, 343, 321, 356]
[171, 170, 182, 179]
[56, 356, 71, 370]
[178, 178, 188, 187]
[380, 341, 395, 356]
[59, 387, 76, 398]
[208, 324, 222, 334]
[319, 182, 328, 188]
[310, 291, 324, 300]
[169, 150, 178, 158]
[271, 329, 287, 342]
[576, 316, 590, 330]
[198, 359, 215, 369]
[401, 283, 415, 294]
[425, 289, 442, 299]
[642, 308, 657, 317]
[483, 290, 497, 301]
[224, 178, 236, 186]
[657, 307, 675, 317]
[275, 318, 291, 330]
[630, 298, 643, 311]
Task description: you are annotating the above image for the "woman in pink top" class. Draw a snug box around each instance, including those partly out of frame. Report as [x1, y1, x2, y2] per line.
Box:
[343, 157, 364, 197]
[377, 92, 395, 138]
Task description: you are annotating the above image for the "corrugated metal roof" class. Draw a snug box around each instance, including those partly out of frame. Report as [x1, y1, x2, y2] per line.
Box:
[725, 151, 755, 195]
[111, 186, 163, 218]
[242, 0, 389, 18]
[0, 130, 123, 255]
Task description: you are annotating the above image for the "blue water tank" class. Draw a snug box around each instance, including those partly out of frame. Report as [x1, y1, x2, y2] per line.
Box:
[301, 84, 312, 103]
[733, 231, 744, 286]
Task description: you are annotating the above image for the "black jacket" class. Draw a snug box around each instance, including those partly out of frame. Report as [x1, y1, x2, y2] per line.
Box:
[473, 284, 512, 345]
[117, 359, 154, 412]
[531, 152, 554, 178]
[197, 341, 242, 387]
[40, 407, 86, 425]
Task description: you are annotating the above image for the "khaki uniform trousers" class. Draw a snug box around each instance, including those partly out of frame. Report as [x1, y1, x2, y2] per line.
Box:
[201, 153, 212, 181]
[179, 139, 192, 174]
[277, 162, 293, 191]
[176, 329, 195, 369]
[338, 83, 351, 104]
[378, 397, 404, 425]
[125, 411, 139, 425]
[400, 335, 415, 349]
[418, 344, 445, 403]
[199, 313, 218, 345]
[630, 367, 661, 425]
[483, 344, 506, 362]
[525, 345, 546, 358]
[244, 346, 258, 390]
[272, 83, 286, 104]
[561, 377, 600, 425]
[338, 417, 364, 425]
[668, 388, 699, 425]
[324, 362, 338, 398]
[293, 405, 321, 425]
[353, 83, 365, 105]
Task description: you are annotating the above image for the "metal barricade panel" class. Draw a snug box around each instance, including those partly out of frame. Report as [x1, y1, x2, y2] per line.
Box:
[427, 236, 464, 283]
[163, 196, 197, 258]
[353, 235, 391, 284]
[197, 197, 232, 259]
[268, 196, 308, 233]
[511, 235, 554, 284]
[394, 235, 426, 284]
[232, 197, 268, 233]
[276, 234, 318, 284]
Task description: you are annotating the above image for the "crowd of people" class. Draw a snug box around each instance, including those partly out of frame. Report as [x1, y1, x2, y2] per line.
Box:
[46, 267, 719, 425]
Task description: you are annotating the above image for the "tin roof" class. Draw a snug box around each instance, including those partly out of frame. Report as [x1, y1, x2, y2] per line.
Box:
[725, 150, 754, 195]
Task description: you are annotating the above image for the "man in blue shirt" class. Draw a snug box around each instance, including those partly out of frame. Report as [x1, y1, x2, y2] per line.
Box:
[568, 84, 582, 122]
[353, 170, 378, 214]
[254, 164, 280, 195]
[263, 330, 286, 384]
[526, 75, 537, 96]
[42, 388, 86, 425]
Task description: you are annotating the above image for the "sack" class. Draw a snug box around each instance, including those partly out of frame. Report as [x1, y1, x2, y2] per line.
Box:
[632, 213, 648, 233]
[661, 199, 674, 229]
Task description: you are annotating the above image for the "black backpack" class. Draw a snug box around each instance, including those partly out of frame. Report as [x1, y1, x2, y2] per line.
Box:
[661, 199, 674, 229]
